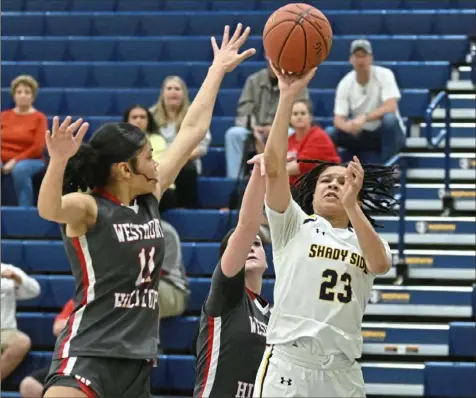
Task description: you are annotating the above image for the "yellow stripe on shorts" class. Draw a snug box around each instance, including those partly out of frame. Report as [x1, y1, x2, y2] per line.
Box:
[258, 345, 274, 397]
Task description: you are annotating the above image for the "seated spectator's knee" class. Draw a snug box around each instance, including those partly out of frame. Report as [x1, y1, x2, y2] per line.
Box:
[382, 113, 398, 127]
[20, 376, 43, 398]
[12, 331, 32, 354]
[10, 161, 29, 180]
[225, 126, 249, 144]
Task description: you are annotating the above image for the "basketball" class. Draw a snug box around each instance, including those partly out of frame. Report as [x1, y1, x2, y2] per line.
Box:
[263, 3, 333, 74]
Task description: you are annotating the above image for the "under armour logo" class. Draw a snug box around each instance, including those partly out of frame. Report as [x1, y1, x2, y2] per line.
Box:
[280, 377, 292, 386]
[315, 228, 325, 236]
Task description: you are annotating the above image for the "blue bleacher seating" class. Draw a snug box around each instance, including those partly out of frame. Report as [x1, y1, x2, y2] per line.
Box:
[16, 312, 476, 358]
[2, 0, 475, 396]
[1, 87, 430, 119]
[2, 207, 475, 246]
[3, 10, 475, 37]
[1, 61, 451, 90]
[2, 36, 470, 63]
[12, 276, 476, 316]
[2, 240, 475, 283]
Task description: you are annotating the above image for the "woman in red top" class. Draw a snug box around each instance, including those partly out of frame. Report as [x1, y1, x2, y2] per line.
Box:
[1, 75, 47, 206]
[287, 99, 341, 185]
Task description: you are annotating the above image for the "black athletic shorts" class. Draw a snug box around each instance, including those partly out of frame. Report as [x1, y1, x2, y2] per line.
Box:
[30, 366, 49, 384]
[43, 356, 151, 398]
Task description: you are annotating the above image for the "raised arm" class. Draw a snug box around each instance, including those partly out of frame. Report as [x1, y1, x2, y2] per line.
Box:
[220, 161, 266, 277]
[157, 24, 255, 195]
[38, 116, 96, 227]
[341, 156, 392, 275]
[263, 64, 317, 213]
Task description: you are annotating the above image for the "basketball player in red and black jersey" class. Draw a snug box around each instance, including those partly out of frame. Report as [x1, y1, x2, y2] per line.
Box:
[37, 24, 256, 398]
[194, 158, 269, 398]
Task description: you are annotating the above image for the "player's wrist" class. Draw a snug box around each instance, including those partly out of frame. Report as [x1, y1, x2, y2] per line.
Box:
[279, 90, 298, 102]
[343, 201, 360, 215]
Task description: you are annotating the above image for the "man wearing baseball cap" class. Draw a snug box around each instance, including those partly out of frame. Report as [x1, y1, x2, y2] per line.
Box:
[327, 38, 405, 163]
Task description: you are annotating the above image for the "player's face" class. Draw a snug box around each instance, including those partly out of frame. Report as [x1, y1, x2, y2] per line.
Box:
[350, 50, 372, 73]
[130, 142, 159, 194]
[163, 78, 184, 110]
[127, 107, 148, 132]
[290, 102, 312, 130]
[313, 165, 347, 216]
[244, 235, 267, 273]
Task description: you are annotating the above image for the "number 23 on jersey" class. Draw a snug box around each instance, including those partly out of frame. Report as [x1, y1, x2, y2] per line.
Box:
[319, 269, 352, 304]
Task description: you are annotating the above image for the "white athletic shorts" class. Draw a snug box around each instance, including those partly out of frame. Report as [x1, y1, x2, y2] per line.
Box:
[253, 339, 366, 398]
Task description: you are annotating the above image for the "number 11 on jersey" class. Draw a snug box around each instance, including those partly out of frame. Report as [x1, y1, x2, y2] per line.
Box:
[319, 269, 352, 303]
[136, 247, 156, 286]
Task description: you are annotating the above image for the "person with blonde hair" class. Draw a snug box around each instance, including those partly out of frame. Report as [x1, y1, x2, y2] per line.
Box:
[1, 75, 48, 206]
[150, 75, 212, 208]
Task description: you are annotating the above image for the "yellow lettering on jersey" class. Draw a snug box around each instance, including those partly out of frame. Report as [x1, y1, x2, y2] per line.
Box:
[309, 244, 349, 262]
[309, 244, 368, 274]
[349, 253, 368, 274]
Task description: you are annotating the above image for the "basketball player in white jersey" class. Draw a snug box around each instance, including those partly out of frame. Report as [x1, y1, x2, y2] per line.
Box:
[252, 64, 398, 398]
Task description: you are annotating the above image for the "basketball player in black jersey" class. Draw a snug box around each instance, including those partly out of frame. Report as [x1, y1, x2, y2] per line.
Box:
[194, 158, 270, 398]
[37, 24, 256, 398]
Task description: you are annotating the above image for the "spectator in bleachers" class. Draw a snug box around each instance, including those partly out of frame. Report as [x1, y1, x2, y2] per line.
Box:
[327, 39, 405, 163]
[287, 99, 341, 185]
[1, 262, 41, 381]
[157, 221, 190, 351]
[123, 104, 177, 212]
[18, 300, 74, 398]
[150, 76, 211, 208]
[1, 75, 48, 206]
[225, 59, 309, 179]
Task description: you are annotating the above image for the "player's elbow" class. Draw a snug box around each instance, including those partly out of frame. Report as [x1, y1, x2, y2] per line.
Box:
[38, 205, 61, 223]
[263, 151, 284, 177]
[368, 259, 392, 275]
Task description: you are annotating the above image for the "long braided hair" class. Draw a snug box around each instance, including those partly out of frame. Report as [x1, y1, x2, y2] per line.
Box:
[291, 159, 399, 228]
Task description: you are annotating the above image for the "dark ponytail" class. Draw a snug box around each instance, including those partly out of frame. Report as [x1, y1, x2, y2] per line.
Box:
[62, 122, 147, 194]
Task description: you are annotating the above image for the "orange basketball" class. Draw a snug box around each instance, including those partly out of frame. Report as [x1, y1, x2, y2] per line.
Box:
[263, 3, 333, 74]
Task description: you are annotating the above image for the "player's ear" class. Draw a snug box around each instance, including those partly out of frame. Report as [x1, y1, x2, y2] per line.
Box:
[114, 162, 133, 180]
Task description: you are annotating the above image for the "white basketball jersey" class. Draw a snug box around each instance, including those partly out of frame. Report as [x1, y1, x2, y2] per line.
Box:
[265, 199, 391, 360]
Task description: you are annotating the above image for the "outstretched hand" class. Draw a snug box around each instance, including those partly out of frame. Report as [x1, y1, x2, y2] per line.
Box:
[45, 116, 89, 162]
[268, 61, 317, 97]
[340, 156, 364, 209]
[211, 24, 256, 73]
[247, 153, 266, 177]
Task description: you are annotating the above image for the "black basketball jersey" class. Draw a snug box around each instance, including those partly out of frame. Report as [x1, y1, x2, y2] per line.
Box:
[194, 264, 270, 398]
[54, 191, 164, 361]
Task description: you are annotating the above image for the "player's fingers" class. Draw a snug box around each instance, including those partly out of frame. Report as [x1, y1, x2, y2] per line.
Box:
[221, 25, 230, 47]
[75, 122, 89, 143]
[210, 36, 219, 56]
[234, 25, 251, 48]
[229, 23, 243, 45]
[67, 118, 84, 135]
[349, 162, 363, 177]
[52, 116, 59, 136]
[237, 48, 256, 63]
[59, 116, 72, 134]
[303, 67, 318, 82]
[45, 130, 52, 145]
[353, 156, 364, 172]
[268, 61, 282, 78]
[247, 154, 261, 164]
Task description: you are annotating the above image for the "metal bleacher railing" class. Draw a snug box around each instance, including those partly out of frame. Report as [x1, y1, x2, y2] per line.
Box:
[386, 90, 453, 283]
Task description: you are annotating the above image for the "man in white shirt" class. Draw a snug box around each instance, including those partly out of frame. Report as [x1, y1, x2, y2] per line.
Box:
[1, 263, 41, 381]
[327, 39, 405, 163]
